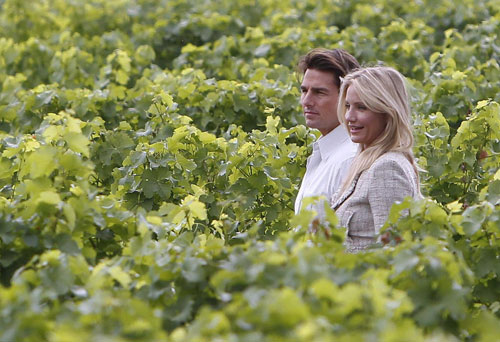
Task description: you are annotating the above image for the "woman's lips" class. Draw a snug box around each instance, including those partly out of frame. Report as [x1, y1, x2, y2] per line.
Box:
[349, 125, 363, 133]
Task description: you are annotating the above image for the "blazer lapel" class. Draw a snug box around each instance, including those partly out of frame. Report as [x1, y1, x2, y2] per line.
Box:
[331, 172, 362, 210]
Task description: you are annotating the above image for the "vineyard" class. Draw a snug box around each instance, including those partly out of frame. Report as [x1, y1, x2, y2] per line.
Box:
[0, 0, 499, 340]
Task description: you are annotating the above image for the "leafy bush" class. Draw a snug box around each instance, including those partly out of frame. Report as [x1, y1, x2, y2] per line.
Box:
[1, 0, 499, 341]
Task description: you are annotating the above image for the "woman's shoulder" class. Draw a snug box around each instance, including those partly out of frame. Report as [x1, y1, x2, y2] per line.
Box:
[367, 151, 419, 190]
[366, 151, 418, 183]
[371, 151, 412, 169]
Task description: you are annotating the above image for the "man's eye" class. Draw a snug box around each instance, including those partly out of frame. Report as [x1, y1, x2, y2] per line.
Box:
[345, 104, 350, 109]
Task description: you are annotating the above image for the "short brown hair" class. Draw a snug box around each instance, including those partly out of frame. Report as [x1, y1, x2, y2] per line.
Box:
[297, 48, 360, 88]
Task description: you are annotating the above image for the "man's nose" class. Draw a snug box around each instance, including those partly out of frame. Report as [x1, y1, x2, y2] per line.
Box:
[301, 92, 313, 107]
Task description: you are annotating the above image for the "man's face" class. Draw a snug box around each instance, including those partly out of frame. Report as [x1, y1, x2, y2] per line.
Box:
[300, 68, 340, 136]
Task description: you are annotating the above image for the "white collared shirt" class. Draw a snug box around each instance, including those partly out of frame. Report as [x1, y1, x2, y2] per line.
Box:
[294, 125, 358, 216]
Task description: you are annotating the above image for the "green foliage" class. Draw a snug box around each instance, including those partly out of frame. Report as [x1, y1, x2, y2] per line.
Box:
[415, 101, 500, 205]
[0, 0, 499, 341]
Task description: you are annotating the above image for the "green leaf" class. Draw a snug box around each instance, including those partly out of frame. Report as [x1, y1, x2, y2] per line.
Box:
[266, 287, 310, 327]
[135, 45, 156, 65]
[461, 206, 486, 236]
[183, 195, 207, 220]
[64, 132, 90, 156]
[55, 234, 80, 255]
[485, 180, 500, 205]
[109, 265, 132, 288]
[37, 191, 61, 205]
[25, 146, 57, 178]
[115, 69, 129, 85]
[63, 203, 76, 230]
[392, 249, 420, 276]
[310, 278, 339, 301]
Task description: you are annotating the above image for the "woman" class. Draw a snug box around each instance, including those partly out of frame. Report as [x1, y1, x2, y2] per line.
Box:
[331, 66, 420, 253]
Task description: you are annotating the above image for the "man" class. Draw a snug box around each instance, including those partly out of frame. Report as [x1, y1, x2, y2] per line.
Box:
[294, 48, 360, 215]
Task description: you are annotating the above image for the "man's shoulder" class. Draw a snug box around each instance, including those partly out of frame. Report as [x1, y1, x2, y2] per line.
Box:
[329, 139, 358, 164]
[318, 128, 358, 161]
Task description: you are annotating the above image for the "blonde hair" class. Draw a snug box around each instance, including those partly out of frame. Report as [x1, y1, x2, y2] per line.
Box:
[337, 66, 418, 193]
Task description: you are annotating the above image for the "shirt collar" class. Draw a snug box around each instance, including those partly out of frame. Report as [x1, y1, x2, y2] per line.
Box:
[314, 125, 353, 160]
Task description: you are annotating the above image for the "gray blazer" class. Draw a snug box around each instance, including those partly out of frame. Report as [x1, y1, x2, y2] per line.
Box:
[331, 152, 420, 253]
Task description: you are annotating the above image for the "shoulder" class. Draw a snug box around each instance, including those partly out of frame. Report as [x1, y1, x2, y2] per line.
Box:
[369, 152, 414, 174]
[330, 140, 358, 168]
[363, 152, 417, 186]
[372, 151, 410, 166]
[365, 152, 419, 194]
[323, 140, 357, 169]
[320, 126, 358, 161]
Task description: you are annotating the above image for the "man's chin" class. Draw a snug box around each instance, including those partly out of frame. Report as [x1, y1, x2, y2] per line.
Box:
[304, 120, 317, 129]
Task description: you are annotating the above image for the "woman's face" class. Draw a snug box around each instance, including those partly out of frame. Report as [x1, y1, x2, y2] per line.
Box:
[344, 86, 387, 147]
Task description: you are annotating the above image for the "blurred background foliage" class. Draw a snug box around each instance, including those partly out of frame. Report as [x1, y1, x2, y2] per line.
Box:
[0, 0, 499, 341]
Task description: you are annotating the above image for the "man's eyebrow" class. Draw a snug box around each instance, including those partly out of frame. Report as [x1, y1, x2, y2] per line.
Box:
[300, 85, 330, 92]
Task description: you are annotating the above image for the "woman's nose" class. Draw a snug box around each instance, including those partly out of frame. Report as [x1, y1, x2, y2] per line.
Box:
[345, 108, 354, 121]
